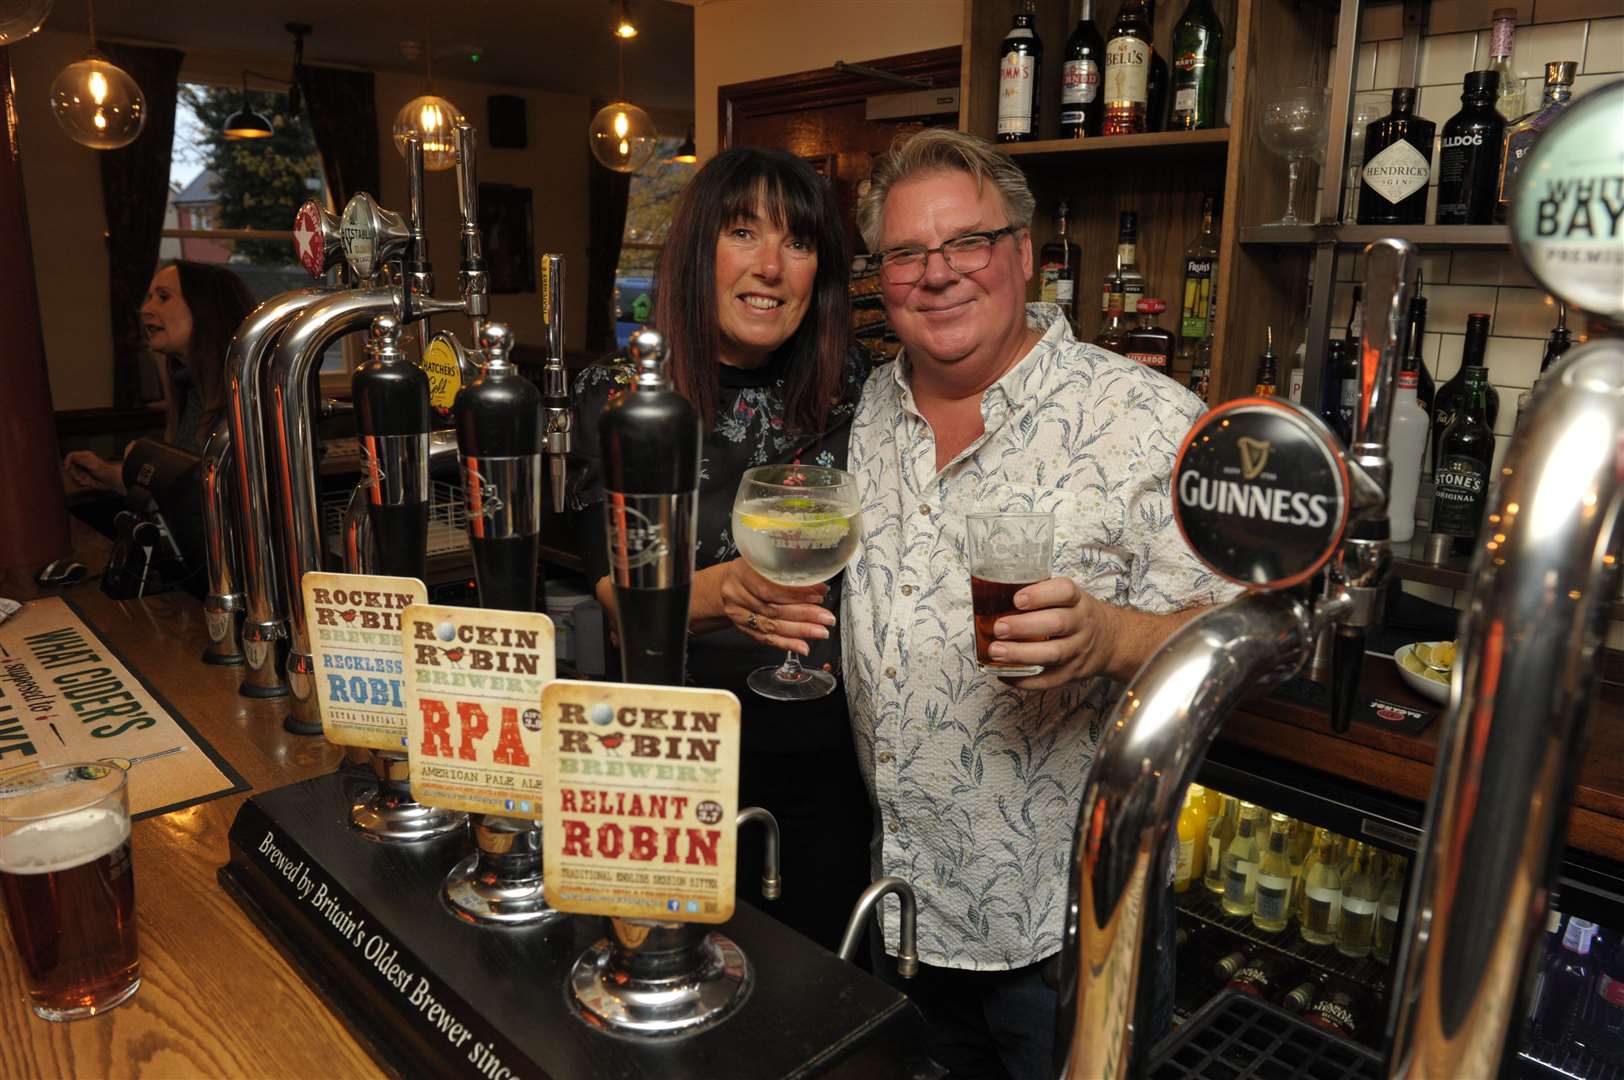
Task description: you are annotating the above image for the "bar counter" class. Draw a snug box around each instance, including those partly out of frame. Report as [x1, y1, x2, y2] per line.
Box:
[0, 569, 381, 1078]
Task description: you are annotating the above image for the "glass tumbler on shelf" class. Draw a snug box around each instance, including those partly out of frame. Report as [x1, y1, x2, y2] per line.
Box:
[1259, 86, 1331, 226]
[731, 464, 863, 701]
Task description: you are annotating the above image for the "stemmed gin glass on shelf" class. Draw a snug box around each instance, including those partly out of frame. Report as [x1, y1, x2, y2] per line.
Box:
[1259, 86, 1331, 226]
[731, 464, 862, 701]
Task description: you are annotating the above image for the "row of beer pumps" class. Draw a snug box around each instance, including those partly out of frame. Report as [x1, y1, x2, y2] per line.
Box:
[197, 120, 918, 1042]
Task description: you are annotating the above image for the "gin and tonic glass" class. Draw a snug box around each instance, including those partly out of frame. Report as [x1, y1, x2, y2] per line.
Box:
[1260, 87, 1331, 226]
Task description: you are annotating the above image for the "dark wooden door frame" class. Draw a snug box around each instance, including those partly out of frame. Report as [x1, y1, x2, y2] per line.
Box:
[718, 47, 962, 150]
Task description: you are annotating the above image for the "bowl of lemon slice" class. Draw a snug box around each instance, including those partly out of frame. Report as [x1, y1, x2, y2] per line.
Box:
[1395, 640, 1455, 704]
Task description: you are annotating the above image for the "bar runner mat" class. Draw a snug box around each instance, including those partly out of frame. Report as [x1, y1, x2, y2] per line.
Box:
[0, 595, 248, 818]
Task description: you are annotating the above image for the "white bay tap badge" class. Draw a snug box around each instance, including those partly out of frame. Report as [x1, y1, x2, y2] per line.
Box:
[1173, 398, 1350, 588]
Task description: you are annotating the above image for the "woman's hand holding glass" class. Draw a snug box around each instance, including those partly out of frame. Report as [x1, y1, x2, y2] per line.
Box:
[719, 558, 834, 655]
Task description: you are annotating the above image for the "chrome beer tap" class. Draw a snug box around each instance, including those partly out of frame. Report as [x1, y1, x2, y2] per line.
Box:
[569, 807, 780, 1036]
[538, 254, 573, 514]
[838, 877, 919, 977]
[1053, 240, 1416, 1080]
[454, 121, 489, 344]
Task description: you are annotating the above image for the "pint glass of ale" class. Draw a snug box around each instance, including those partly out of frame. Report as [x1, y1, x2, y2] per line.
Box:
[966, 512, 1055, 677]
[0, 763, 140, 1020]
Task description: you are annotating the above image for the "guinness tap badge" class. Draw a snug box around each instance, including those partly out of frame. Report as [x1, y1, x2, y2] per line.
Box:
[1173, 398, 1350, 588]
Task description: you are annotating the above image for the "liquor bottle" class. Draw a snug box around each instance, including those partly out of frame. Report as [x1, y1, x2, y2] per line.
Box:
[1373, 854, 1406, 963]
[1436, 71, 1506, 225]
[1179, 195, 1220, 350]
[1126, 299, 1176, 372]
[1286, 818, 1312, 915]
[1169, 0, 1223, 130]
[1305, 978, 1368, 1040]
[1358, 87, 1435, 225]
[1487, 8, 1526, 122]
[1402, 283, 1437, 463]
[1040, 199, 1082, 323]
[1103, 0, 1154, 135]
[1096, 301, 1133, 354]
[1342, 284, 1363, 368]
[1281, 972, 1323, 1012]
[1496, 62, 1577, 223]
[1336, 842, 1381, 958]
[1387, 353, 1429, 543]
[1430, 314, 1499, 471]
[1221, 801, 1262, 916]
[1299, 828, 1342, 946]
[1204, 794, 1239, 894]
[1116, 212, 1145, 311]
[1430, 365, 1495, 560]
[1102, 251, 1124, 319]
[1318, 338, 1358, 446]
[1528, 907, 1566, 1025]
[1214, 947, 1251, 981]
[1584, 929, 1624, 1063]
[1516, 304, 1573, 428]
[1533, 917, 1598, 1043]
[1187, 294, 1215, 403]
[1228, 952, 1299, 998]
[1060, 0, 1107, 138]
[997, 1, 1043, 143]
[1252, 813, 1295, 933]
[1174, 784, 1210, 892]
[1253, 327, 1278, 397]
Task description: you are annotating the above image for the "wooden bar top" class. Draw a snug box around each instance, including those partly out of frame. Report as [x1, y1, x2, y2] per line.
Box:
[0, 570, 382, 1078]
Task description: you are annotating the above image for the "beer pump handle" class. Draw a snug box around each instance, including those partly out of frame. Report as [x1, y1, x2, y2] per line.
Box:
[539, 254, 572, 513]
[293, 199, 346, 280]
[401, 133, 428, 332]
[453, 322, 544, 612]
[353, 313, 432, 581]
[1327, 239, 1416, 734]
[454, 122, 489, 324]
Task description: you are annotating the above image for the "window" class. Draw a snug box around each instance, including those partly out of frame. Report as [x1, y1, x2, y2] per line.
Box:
[614, 135, 690, 346]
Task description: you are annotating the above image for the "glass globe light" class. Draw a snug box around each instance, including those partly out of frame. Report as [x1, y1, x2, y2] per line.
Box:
[49, 53, 146, 150]
[588, 101, 657, 174]
[0, 0, 53, 46]
[393, 94, 462, 172]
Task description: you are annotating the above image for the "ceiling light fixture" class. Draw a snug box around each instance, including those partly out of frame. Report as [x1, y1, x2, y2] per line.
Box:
[393, 33, 463, 172]
[0, 0, 54, 46]
[612, 0, 638, 39]
[670, 126, 697, 164]
[587, 23, 656, 173]
[48, 0, 145, 150]
[223, 72, 274, 140]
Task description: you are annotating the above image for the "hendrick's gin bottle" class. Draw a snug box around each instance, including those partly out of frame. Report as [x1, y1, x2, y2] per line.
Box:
[1358, 87, 1435, 226]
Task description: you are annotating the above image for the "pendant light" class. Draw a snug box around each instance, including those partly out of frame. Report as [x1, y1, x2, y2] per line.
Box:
[393, 35, 462, 172]
[588, 28, 656, 174]
[0, 0, 53, 46]
[48, 0, 145, 150]
[612, 0, 637, 39]
[669, 126, 697, 164]
[223, 73, 274, 140]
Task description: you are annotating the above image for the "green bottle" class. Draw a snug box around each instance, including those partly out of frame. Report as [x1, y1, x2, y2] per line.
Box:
[1169, 0, 1224, 130]
[1430, 365, 1496, 559]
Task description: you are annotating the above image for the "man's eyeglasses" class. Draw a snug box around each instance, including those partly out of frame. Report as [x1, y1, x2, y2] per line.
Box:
[873, 226, 1022, 285]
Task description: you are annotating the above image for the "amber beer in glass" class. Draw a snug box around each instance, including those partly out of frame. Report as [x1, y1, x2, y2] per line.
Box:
[0, 763, 140, 1020]
[966, 512, 1056, 677]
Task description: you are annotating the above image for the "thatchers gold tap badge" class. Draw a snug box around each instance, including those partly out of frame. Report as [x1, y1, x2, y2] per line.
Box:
[401, 604, 554, 817]
[540, 682, 740, 923]
[302, 571, 428, 750]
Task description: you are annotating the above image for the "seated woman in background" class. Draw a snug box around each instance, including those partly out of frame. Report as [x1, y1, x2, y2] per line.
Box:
[64, 260, 255, 494]
[571, 148, 874, 953]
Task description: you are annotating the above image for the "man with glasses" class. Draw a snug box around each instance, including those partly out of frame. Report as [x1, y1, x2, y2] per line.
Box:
[840, 128, 1238, 1078]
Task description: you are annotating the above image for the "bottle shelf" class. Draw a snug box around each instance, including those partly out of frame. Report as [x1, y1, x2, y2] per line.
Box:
[1238, 224, 1511, 248]
[1002, 127, 1231, 165]
[1518, 1039, 1624, 1080]
[1389, 532, 1624, 621]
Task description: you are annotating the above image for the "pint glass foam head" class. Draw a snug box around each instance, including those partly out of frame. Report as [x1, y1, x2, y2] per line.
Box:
[0, 763, 140, 1021]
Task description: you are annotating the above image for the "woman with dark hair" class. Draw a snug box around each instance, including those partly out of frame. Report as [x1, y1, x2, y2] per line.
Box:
[64, 260, 255, 494]
[572, 147, 872, 953]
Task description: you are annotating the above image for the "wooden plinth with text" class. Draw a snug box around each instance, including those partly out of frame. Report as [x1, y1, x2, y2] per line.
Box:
[219, 771, 928, 1079]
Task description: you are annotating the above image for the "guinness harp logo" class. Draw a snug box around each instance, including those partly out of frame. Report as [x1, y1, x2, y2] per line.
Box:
[1238, 437, 1271, 480]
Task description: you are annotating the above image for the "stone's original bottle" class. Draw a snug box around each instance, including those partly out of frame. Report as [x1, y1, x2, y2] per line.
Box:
[1253, 327, 1279, 397]
[1227, 952, 1299, 998]
[1487, 7, 1526, 122]
[1357, 87, 1435, 226]
[1430, 314, 1499, 472]
[453, 322, 545, 613]
[1060, 0, 1107, 138]
[997, 1, 1043, 143]
[1496, 61, 1577, 223]
[1387, 357, 1430, 543]
[352, 314, 432, 581]
[599, 328, 703, 687]
[1103, 0, 1154, 135]
[1169, 0, 1224, 130]
[1436, 71, 1506, 225]
[1517, 304, 1573, 428]
[1125, 299, 1175, 372]
[1430, 365, 1495, 561]
[1179, 195, 1220, 349]
[1305, 978, 1368, 1039]
[1039, 199, 1082, 324]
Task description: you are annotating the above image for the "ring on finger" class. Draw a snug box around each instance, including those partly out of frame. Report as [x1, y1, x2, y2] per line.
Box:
[746, 613, 761, 631]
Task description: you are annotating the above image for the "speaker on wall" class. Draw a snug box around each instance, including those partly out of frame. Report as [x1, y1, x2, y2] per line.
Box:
[488, 94, 527, 149]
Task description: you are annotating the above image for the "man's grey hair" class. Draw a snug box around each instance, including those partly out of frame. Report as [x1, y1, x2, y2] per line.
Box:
[855, 128, 1037, 252]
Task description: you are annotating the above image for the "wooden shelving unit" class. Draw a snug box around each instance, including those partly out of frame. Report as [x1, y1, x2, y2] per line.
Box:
[1003, 127, 1232, 159]
[1240, 224, 1512, 248]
